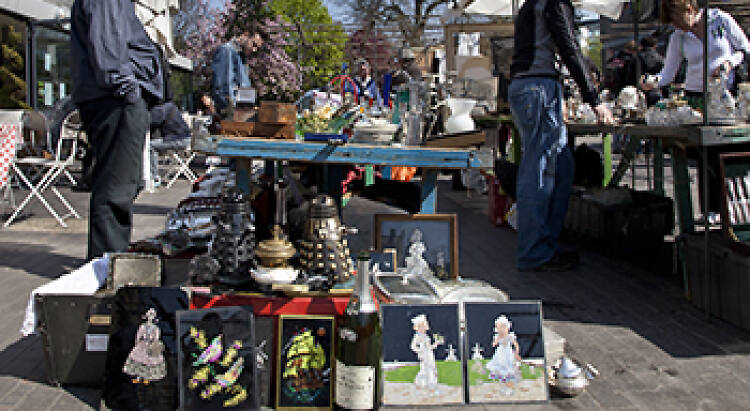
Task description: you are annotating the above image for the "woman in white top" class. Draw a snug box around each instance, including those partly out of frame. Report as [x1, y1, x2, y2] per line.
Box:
[646, 0, 750, 108]
[643, 0, 750, 216]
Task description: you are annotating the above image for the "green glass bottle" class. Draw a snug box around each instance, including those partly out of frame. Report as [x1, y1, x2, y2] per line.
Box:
[334, 252, 382, 410]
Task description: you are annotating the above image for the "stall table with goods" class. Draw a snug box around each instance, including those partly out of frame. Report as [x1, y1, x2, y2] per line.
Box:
[215, 137, 487, 214]
[25, 149, 577, 410]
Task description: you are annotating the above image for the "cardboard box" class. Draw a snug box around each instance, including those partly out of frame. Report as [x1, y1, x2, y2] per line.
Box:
[257, 101, 296, 124]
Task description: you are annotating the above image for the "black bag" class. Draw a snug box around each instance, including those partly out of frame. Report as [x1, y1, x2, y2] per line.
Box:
[494, 157, 519, 200]
[176, 306, 259, 411]
[103, 287, 189, 411]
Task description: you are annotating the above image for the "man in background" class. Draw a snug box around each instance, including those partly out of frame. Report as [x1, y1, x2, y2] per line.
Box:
[71, 0, 164, 260]
[509, 0, 613, 272]
[211, 33, 261, 120]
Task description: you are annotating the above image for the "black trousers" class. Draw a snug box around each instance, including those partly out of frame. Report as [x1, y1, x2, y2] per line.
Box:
[78, 97, 150, 260]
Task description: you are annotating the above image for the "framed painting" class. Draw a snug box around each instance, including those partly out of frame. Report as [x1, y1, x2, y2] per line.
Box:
[381, 303, 464, 406]
[368, 248, 397, 273]
[176, 306, 258, 411]
[374, 213, 458, 279]
[276, 315, 335, 410]
[464, 301, 547, 404]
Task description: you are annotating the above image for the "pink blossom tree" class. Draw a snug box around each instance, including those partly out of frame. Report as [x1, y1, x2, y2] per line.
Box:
[175, 0, 231, 91]
[175, 0, 301, 101]
[226, 0, 301, 102]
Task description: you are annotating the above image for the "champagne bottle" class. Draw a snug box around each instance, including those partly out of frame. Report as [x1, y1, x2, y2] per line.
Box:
[334, 252, 382, 410]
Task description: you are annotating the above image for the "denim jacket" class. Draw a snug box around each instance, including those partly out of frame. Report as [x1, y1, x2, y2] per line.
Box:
[211, 42, 252, 111]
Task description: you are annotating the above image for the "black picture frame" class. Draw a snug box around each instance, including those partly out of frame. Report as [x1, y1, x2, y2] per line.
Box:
[276, 315, 335, 410]
[380, 303, 464, 406]
[176, 306, 258, 411]
[464, 301, 548, 404]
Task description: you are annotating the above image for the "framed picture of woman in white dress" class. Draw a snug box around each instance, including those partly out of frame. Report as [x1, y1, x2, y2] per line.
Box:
[381, 303, 463, 405]
[464, 301, 547, 404]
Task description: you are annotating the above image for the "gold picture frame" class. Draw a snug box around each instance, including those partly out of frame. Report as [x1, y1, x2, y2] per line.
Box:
[276, 315, 335, 410]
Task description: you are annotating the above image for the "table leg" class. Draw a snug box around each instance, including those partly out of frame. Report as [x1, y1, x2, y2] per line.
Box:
[235, 158, 251, 194]
[653, 138, 664, 196]
[420, 168, 438, 213]
[671, 146, 694, 234]
[607, 134, 641, 187]
[603, 133, 612, 186]
[365, 165, 374, 186]
[511, 126, 522, 165]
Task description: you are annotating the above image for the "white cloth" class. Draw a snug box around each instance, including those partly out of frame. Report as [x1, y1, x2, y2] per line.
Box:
[658, 8, 750, 92]
[410, 332, 438, 388]
[20, 255, 109, 336]
[0, 110, 24, 189]
[486, 332, 518, 380]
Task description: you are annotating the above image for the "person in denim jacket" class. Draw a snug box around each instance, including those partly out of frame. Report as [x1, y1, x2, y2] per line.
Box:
[211, 33, 261, 120]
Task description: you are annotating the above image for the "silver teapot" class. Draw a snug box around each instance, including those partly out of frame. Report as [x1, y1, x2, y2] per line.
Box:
[551, 357, 597, 396]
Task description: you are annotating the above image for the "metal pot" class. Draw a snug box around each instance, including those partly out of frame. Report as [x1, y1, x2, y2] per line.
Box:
[553, 357, 589, 396]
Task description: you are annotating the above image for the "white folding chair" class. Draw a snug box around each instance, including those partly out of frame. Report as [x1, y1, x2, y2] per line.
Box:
[4, 119, 82, 228]
[164, 147, 198, 189]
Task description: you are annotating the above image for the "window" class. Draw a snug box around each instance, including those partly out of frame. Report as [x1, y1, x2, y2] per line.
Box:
[34, 26, 71, 109]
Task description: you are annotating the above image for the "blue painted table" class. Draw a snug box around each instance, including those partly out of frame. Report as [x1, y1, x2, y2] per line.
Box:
[216, 137, 486, 213]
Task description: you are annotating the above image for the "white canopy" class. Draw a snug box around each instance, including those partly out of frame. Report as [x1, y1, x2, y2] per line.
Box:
[453, 0, 627, 19]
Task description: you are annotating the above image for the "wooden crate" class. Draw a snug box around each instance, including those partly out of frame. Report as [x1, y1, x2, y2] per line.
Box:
[255, 122, 296, 139]
[257, 101, 296, 124]
[220, 120, 255, 137]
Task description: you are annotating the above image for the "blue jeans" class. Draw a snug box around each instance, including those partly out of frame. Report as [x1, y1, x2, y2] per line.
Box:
[509, 77, 574, 270]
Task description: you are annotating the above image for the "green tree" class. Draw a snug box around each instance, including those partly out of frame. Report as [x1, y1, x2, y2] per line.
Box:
[0, 25, 30, 109]
[269, 0, 347, 90]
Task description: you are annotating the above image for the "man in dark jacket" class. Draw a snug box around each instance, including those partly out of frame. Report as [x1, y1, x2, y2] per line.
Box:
[509, 0, 612, 271]
[71, 0, 164, 260]
[640, 36, 665, 106]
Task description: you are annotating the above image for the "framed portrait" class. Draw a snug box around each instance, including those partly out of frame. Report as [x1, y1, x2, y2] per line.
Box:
[276, 315, 335, 410]
[368, 248, 397, 273]
[464, 301, 548, 404]
[176, 306, 258, 411]
[374, 213, 458, 279]
[381, 303, 464, 405]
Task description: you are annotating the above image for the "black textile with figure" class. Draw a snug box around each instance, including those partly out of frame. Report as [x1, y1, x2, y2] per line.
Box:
[103, 287, 189, 411]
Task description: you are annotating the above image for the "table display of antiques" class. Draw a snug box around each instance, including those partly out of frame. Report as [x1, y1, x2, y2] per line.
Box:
[566, 75, 750, 127]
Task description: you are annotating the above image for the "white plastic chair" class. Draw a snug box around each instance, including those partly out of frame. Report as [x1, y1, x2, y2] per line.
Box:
[4, 115, 82, 228]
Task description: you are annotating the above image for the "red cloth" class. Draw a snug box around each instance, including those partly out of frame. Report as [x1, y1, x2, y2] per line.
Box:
[0, 123, 19, 189]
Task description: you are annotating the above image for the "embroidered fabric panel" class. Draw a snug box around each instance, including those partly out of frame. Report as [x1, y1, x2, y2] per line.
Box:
[103, 287, 189, 411]
[177, 306, 258, 410]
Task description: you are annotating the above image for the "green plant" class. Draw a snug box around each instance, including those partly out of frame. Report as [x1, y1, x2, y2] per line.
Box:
[0, 25, 30, 109]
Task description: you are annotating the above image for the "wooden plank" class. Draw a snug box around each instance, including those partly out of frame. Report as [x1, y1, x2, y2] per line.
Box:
[216, 137, 483, 169]
[424, 130, 486, 148]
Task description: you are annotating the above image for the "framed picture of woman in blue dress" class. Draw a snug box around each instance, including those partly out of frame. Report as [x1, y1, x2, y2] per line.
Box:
[464, 301, 547, 404]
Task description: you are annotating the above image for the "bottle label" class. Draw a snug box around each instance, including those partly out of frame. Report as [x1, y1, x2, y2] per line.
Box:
[334, 359, 375, 409]
[338, 327, 357, 342]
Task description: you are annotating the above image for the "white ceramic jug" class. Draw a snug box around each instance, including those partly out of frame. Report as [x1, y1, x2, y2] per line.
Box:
[444, 97, 477, 134]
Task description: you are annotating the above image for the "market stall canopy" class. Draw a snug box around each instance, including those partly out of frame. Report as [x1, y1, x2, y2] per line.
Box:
[446, 0, 628, 19]
[133, 0, 192, 70]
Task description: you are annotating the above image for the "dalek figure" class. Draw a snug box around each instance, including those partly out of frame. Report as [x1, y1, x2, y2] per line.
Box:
[206, 187, 256, 287]
[298, 195, 357, 289]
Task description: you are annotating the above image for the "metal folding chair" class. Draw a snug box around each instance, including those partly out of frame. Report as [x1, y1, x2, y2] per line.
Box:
[164, 148, 198, 189]
[4, 121, 82, 228]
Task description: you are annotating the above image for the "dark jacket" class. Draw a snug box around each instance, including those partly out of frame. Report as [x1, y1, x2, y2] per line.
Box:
[510, 0, 599, 106]
[640, 48, 664, 75]
[71, 0, 164, 105]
